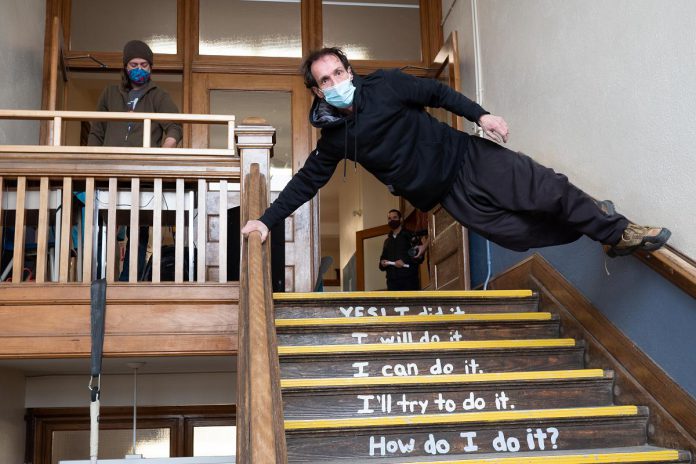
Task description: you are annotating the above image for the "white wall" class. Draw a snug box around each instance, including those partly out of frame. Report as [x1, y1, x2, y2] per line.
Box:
[26, 372, 236, 408]
[337, 165, 399, 289]
[0, 0, 45, 144]
[443, 0, 696, 258]
[0, 368, 26, 463]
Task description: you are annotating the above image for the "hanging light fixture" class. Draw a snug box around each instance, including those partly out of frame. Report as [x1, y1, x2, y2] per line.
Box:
[125, 361, 146, 458]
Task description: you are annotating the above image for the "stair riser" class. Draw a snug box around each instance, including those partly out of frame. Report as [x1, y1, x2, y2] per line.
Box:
[275, 300, 539, 319]
[286, 417, 647, 462]
[283, 380, 614, 419]
[277, 322, 559, 346]
[280, 349, 584, 379]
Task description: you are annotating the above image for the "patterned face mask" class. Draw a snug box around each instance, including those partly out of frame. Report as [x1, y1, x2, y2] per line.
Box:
[128, 67, 151, 85]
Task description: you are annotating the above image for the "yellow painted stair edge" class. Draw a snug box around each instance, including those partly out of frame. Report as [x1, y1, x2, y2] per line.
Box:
[274, 290, 534, 300]
[396, 449, 681, 463]
[281, 369, 606, 388]
[284, 405, 640, 430]
[279, 338, 576, 355]
[276, 312, 553, 327]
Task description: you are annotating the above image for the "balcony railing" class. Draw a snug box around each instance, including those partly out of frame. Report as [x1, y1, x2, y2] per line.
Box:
[0, 109, 274, 285]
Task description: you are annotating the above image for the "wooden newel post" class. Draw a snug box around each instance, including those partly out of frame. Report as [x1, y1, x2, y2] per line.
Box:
[238, 118, 286, 463]
[238, 117, 275, 215]
[238, 118, 275, 254]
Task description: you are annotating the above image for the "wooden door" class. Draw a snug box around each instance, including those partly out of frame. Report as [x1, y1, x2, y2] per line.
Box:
[426, 32, 471, 290]
[191, 73, 316, 292]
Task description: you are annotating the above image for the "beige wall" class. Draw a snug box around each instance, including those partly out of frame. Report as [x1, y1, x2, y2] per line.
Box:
[336, 165, 398, 289]
[25, 372, 235, 408]
[0, 368, 26, 462]
[444, 0, 696, 258]
[0, 0, 45, 144]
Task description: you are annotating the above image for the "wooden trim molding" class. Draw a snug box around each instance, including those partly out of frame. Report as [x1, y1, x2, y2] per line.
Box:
[487, 253, 696, 456]
[635, 246, 696, 300]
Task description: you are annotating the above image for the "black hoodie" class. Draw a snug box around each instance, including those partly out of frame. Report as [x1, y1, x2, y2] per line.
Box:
[258, 68, 489, 229]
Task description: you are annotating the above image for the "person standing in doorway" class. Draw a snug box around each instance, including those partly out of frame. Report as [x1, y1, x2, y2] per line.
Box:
[379, 209, 423, 291]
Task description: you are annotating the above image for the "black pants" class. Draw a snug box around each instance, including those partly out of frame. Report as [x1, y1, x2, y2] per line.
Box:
[387, 274, 420, 291]
[441, 137, 628, 252]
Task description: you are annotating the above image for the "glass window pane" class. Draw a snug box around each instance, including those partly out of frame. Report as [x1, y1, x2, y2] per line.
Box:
[52, 428, 170, 463]
[193, 425, 236, 456]
[323, 0, 421, 61]
[209, 90, 293, 190]
[70, 0, 177, 53]
[199, 0, 301, 57]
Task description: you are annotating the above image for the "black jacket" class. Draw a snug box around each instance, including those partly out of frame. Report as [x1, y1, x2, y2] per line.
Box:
[379, 228, 423, 285]
[259, 69, 488, 229]
[88, 82, 183, 147]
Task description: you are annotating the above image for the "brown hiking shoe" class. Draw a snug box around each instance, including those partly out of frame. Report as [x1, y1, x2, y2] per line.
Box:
[607, 223, 671, 257]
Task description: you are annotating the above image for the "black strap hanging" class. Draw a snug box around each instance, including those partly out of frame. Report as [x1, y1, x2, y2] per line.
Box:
[89, 278, 107, 401]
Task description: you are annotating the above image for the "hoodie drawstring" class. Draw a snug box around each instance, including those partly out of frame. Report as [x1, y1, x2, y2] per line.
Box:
[342, 119, 348, 180]
[353, 92, 359, 172]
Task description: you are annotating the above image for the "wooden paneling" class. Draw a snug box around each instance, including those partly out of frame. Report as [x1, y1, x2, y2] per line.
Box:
[0, 283, 240, 358]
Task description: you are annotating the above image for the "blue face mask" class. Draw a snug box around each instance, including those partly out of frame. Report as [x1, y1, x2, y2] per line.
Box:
[322, 78, 355, 109]
[128, 67, 151, 85]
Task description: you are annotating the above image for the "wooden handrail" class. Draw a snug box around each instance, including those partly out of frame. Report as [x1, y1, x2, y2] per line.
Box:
[237, 163, 287, 463]
[0, 109, 235, 124]
[0, 108, 236, 150]
[636, 246, 696, 300]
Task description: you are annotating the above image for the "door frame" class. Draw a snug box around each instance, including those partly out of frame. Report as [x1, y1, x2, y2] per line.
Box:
[190, 73, 317, 292]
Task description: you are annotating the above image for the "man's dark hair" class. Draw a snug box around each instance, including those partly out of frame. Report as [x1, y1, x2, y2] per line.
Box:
[301, 47, 352, 89]
[388, 209, 402, 219]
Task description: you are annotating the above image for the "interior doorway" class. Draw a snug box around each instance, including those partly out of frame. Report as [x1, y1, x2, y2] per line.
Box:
[190, 73, 316, 292]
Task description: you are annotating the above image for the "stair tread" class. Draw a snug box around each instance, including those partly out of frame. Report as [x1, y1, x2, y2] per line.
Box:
[281, 369, 608, 389]
[327, 446, 687, 463]
[274, 290, 535, 302]
[275, 312, 555, 327]
[284, 405, 643, 431]
[279, 338, 577, 355]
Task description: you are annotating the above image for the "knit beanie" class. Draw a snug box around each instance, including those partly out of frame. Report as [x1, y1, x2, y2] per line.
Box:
[123, 40, 154, 66]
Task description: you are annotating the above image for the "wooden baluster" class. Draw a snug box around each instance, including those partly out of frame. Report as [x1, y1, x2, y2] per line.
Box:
[12, 177, 27, 283]
[106, 178, 118, 283]
[59, 177, 73, 282]
[197, 179, 206, 282]
[143, 119, 151, 148]
[0, 177, 3, 277]
[128, 178, 140, 283]
[219, 180, 228, 282]
[82, 178, 95, 282]
[36, 177, 50, 283]
[53, 116, 62, 146]
[188, 191, 195, 281]
[175, 179, 184, 283]
[153, 178, 163, 283]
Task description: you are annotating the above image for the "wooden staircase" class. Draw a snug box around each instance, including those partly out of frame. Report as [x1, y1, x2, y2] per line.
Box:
[273, 290, 691, 463]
